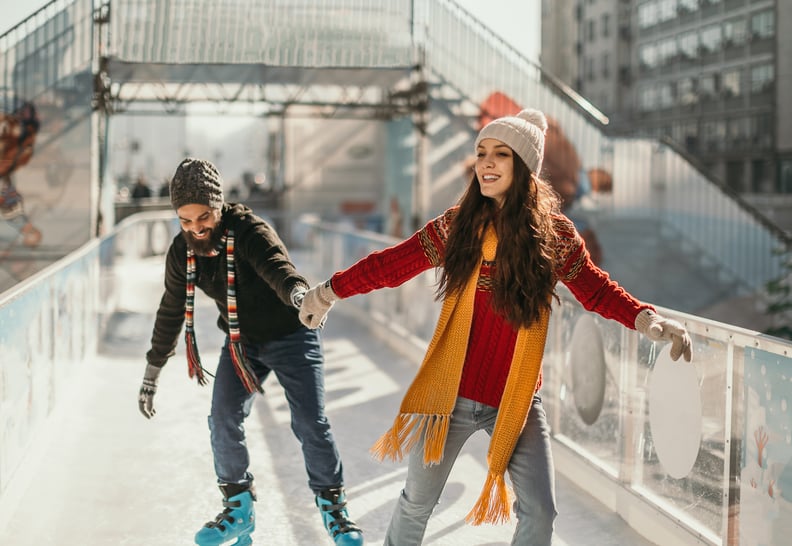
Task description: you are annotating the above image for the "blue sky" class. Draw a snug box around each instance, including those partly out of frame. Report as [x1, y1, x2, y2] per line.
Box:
[1, 0, 50, 35]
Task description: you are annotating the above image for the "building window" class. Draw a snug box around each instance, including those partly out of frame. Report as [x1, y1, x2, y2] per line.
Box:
[750, 64, 774, 94]
[700, 24, 722, 54]
[678, 31, 698, 60]
[639, 86, 658, 111]
[726, 160, 745, 192]
[638, 2, 657, 29]
[727, 117, 748, 147]
[673, 120, 699, 153]
[657, 0, 677, 23]
[721, 69, 742, 97]
[752, 160, 773, 192]
[723, 17, 747, 47]
[750, 114, 773, 149]
[602, 13, 610, 38]
[751, 10, 775, 40]
[639, 43, 658, 69]
[602, 53, 610, 78]
[587, 19, 596, 42]
[703, 120, 726, 152]
[678, 77, 697, 105]
[586, 57, 595, 82]
[780, 160, 792, 193]
[679, 0, 699, 13]
[659, 83, 674, 108]
[698, 73, 717, 99]
[658, 37, 677, 65]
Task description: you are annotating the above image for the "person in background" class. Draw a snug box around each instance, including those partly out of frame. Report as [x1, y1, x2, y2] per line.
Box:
[131, 174, 153, 201]
[299, 109, 692, 545]
[158, 176, 170, 198]
[138, 157, 363, 546]
[0, 100, 42, 248]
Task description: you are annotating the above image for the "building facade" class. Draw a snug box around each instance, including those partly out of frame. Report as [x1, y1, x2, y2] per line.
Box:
[542, 0, 792, 195]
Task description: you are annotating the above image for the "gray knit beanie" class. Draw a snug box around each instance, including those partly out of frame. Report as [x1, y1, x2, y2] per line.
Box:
[169, 157, 225, 210]
[474, 108, 548, 174]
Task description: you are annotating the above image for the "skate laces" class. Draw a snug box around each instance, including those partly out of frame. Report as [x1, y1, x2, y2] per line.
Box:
[204, 498, 241, 531]
[317, 495, 362, 537]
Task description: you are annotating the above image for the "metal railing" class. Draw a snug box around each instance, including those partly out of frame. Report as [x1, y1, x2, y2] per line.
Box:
[0, 0, 93, 111]
[299, 217, 792, 546]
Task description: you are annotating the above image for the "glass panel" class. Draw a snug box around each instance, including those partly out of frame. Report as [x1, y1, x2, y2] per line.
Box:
[111, 0, 415, 66]
[633, 332, 729, 539]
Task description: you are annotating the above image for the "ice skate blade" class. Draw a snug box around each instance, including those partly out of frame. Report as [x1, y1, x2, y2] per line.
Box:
[195, 533, 252, 546]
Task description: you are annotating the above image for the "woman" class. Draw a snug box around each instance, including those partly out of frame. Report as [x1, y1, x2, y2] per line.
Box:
[299, 108, 692, 545]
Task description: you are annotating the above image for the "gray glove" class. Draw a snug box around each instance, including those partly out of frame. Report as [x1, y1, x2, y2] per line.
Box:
[634, 309, 692, 362]
[138, 363, 162, 419]
[299, 280, 338, 329]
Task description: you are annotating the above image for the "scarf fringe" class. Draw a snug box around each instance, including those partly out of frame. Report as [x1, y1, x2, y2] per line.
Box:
[229, 341, 263, 394]
[465, 472, 513, 526]
[185, 331, 207, 386]
[370, 413, 450, 465]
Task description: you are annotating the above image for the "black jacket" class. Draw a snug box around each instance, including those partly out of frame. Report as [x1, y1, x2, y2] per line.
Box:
[146, 203, 309, 367]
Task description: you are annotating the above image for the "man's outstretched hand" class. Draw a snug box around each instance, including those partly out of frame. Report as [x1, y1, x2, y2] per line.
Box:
[138, 363, 162, 419]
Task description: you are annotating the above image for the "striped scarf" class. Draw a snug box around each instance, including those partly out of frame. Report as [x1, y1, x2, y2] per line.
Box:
[370, 226, 549, 525]
[184, 229, 262, 394]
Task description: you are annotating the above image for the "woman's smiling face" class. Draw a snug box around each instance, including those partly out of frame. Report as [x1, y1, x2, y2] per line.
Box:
[475, 138, 514, 207]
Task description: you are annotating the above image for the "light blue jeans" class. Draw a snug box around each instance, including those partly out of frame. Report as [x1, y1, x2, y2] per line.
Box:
[385, 396, 557, 546]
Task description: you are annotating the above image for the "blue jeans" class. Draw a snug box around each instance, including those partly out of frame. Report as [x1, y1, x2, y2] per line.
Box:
[208, 326, 343, 494]
[385, 396, 557, 546]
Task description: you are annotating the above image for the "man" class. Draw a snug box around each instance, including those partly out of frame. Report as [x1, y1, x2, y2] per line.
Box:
[138, 157, 363, 546]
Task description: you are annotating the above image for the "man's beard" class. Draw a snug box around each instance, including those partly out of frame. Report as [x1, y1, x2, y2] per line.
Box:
[184, 226, 224, 256]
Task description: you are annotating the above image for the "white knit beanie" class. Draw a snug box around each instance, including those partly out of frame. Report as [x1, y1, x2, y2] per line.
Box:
[474, 108, 548, 174]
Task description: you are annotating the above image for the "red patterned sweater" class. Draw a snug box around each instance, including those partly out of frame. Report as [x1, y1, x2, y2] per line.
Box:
[330, 207, 652, 408]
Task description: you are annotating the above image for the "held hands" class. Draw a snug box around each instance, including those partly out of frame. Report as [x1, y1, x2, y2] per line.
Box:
[634, 309, 692, 362]
[299, 280, 338, 329]
[138, 363, 162, 419]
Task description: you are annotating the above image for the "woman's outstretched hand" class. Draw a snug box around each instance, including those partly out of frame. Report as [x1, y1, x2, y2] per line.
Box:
[634, 309, 692, 362]
[299, 280, 339, 329]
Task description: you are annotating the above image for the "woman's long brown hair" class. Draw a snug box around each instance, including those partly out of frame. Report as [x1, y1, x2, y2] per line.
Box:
[438, 155, 561, 328]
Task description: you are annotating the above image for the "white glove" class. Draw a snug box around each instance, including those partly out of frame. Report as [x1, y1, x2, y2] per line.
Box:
[299, 280, 338, 329]
[634, 309, 692, 362]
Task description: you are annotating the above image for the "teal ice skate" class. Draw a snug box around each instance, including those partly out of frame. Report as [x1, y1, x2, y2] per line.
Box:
[316, 488, 363, 545]
[195, 484, 255, 546]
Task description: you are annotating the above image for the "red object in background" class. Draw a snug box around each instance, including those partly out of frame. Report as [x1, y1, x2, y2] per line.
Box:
[340, 201, 376, 214]
[0, 101, 39, 179]
[0, 101, 42, 249]
[478, 91, 523, 129]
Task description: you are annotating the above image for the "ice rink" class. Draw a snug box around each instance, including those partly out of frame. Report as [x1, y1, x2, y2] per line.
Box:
[0, 256, 656, 545]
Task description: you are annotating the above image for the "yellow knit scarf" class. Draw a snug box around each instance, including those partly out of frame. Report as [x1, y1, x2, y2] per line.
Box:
[371, 226, 549, 525]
